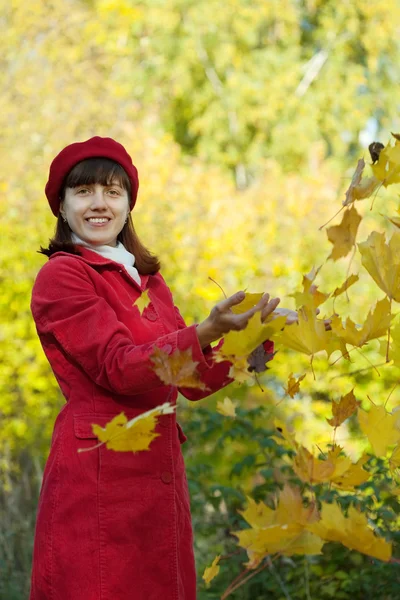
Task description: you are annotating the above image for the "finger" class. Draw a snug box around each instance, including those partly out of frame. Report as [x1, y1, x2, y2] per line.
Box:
[260, 297, 281, 322]
[240, 293, 273, 321]
[216, 291, 246, 313]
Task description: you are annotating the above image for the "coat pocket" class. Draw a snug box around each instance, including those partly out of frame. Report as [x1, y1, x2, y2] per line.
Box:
[73, 413, 140, 439]
[73, 414, 109, 439]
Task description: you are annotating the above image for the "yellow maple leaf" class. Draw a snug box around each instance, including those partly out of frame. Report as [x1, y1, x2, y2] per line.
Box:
[216, 396, 237, 418]
[291, 267, 330, 311]
[216, 312, 286, 361]
[308, 502, 392, 562]
[133, 289, 151, 315]
[332, 274, 359, 298]
[358, 404, 400, 457]
[275, 308, 344, 359]
[275, 425, 369, 490]
[293, 444, 369, 490]
[150, 347, 207, 390]
[293, 445, 348, 485]
[327, 206, 362, 261]
[285, 373, 306, 398]
[358, 231, 400, 301]
[372, 138, 400, 186]
[331, 455, 371, 491]
[342, 158, 381, 206]
[230, 292, 264, 314]
[202, 555, 221, 586]
[89, 403, 176, 452]
[327, 389, 360, 428]
[331, 297, 392, 348]
[273, 485, 320, 527]
[234, 485, 324, 562]
[342, 158, 364, 205]
[239, 496, 275, 529]
[228, 355, 253, 383]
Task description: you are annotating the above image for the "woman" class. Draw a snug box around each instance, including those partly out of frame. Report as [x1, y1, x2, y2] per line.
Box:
[29, 136, 280, 600]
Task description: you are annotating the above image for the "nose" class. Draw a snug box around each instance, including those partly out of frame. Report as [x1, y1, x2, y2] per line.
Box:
[90, 188, 108, 210]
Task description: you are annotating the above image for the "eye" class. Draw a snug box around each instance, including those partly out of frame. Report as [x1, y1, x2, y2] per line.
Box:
[108, 189, 120, 196]
[76, 188, 90, 194]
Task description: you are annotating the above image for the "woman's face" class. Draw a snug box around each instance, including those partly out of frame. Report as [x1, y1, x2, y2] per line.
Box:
[60, 181, 129, 247]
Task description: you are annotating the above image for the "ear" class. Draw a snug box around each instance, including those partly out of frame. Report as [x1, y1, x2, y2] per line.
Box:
[59, 200, 65, 218]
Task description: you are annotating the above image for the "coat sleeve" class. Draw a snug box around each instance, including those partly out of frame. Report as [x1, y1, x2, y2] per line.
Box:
[30, 257, 229, 397]
[173, 305, 234, 401]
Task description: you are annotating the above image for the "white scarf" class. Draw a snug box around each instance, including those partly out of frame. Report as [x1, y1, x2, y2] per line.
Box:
[71, 233, 141, 285]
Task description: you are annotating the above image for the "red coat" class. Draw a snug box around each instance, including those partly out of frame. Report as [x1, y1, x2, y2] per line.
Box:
[29, 247, 237, 600]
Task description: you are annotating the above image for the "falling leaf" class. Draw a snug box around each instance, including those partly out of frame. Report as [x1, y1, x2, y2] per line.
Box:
[228, 356, 253, 382]
[358, 404, 400, 457]
[202, 555, 221, 586]
[291, 267, 330, 311]
[293, 444, 370, 490]
[216, 396, 237, 418]
[331, 455, 371, 491]
[331, 297, 392, 348]
[327, 206, 362, 261]
[89, 403, 176, 452]
[327, 390, 360, 428]
[332, 274, 359, 298]
[342, 158, 380, 206]
[134, 289, 151, 315]
[308, 502, 392, 562]
[372, 139, 400, 187]
[233, 485, 324, 563]
[342, 158, 365, 206]
[216, 312, 286, 362]
[293, 445, 348, 485]
[340, 155, 380, 205]
[285, 373, 306, 398]
[150, 347, 207, 390]
[247, 343, 275, 373]
[275, 308, 345, 359]
[231, 292, 263, 314]
[358, 231, 400, 301]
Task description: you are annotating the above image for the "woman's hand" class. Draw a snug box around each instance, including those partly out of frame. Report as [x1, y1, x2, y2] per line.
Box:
[196, 291, 280, 349]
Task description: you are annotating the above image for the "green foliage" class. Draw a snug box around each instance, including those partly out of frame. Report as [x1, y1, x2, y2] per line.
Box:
[182, 402, 400, 599]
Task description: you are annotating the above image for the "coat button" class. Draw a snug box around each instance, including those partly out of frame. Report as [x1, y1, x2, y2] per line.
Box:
[161, 344, 173, 355]
[146, 313, 157, 321]
[161, 471, 173, 484]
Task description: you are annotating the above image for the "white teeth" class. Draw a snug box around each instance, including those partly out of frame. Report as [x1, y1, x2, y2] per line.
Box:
[87, 218, 109, 223]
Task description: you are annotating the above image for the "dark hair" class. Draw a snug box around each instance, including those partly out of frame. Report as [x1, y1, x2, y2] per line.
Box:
[39, 158, 161, 275]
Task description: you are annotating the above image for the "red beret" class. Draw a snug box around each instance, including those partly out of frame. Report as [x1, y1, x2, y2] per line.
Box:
[45, 136, 139, 216]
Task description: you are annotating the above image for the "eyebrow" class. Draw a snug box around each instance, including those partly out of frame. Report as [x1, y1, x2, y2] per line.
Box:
[76, 182, 123, 188]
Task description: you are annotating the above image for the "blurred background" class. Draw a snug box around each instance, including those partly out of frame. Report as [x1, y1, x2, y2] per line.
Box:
[1, 0, 400, 598]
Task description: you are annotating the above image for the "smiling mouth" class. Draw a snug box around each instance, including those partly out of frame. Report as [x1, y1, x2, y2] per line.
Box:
[86, 217, 111, 224]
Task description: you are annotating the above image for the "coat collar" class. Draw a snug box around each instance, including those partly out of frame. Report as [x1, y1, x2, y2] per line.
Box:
[49, 247, 150, 291]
